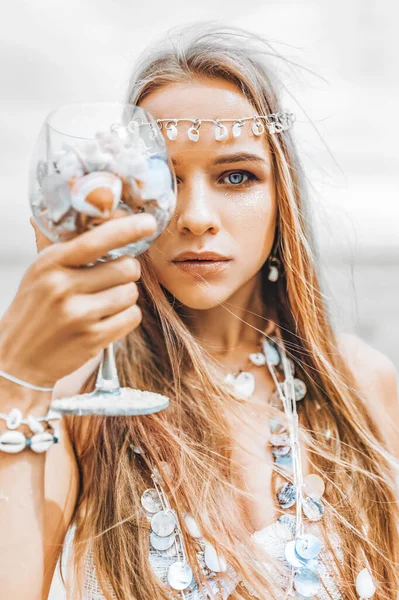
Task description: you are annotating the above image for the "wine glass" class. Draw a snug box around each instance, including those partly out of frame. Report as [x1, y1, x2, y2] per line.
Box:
[29, 102, 177, 416]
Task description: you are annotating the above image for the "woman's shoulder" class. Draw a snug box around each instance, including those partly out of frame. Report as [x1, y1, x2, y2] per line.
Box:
[337, 331, 399, 458]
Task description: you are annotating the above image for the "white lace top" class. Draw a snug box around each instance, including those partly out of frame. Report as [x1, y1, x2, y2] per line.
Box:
[49, 520, 344, 600]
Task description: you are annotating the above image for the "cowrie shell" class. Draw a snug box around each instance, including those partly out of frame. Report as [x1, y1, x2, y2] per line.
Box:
[26, 414, 45, 434]
[5, 408, 23, 430]
[0, 430, 26, 453]
[30, 432, 55, 453]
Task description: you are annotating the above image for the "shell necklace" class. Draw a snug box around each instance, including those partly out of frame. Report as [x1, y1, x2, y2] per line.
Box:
[138, 329, 376, 600]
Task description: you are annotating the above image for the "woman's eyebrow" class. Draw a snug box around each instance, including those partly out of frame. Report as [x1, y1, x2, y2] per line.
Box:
[212, 152, 268, 166]
[171, 152, 269, 167]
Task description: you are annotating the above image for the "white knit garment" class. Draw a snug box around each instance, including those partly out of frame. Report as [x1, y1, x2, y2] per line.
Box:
[50, 520, 344, 600]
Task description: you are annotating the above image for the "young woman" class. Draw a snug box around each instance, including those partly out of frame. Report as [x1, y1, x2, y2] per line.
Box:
[0, 22, 398, 600]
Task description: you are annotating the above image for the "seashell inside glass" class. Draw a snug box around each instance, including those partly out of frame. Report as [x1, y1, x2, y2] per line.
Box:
[28, 103, 177, 417]
[29, 102, 177, 261]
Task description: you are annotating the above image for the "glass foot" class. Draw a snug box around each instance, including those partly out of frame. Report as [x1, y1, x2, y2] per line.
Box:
[50, 387, 170, 416]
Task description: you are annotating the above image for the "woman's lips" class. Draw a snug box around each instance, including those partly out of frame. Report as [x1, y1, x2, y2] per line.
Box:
[171, 259, 231, 275]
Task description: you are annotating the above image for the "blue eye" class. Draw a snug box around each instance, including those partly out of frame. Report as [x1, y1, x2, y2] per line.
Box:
[227, 172, 247, 185]
[221, 171, 257, 186]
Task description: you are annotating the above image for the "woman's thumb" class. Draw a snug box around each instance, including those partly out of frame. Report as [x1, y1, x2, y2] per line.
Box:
[30, 217, 53, 253]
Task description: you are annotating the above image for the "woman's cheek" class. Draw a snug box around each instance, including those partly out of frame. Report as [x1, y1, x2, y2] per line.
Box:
[223, 188, 276, 255]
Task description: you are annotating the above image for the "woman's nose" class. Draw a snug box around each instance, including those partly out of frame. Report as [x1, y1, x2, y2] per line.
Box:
[175, 178, 221, 236]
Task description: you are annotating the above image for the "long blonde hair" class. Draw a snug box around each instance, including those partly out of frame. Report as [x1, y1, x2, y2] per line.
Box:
[63, 22, 399, 600]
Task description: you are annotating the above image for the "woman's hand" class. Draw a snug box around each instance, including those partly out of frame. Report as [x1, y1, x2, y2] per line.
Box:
[0, 214, 156, 389]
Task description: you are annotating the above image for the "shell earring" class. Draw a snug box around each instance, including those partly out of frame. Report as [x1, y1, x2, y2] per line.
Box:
[268, 255, 282, 282]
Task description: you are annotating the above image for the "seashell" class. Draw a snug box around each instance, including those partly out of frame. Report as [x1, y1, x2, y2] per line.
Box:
[294, 568, 321, 596]
[150, 531, 176, 551]
[249, 352, 267, 366]
[268, 264, 279, 282]
[269, 418, 287, 434]
[184, 514, 202, 539]
[187, 126, 200, 142]
[284, 540, 305, 568]
[225, 371, 255, 398]
[56, 149, 85, 181]
[272, 445, 291, 458]
[302, 496, 324, 522]
[295, 534, 322, 560]
[261, 339, 281, 366]
[151, 510, 176, 537]
[270, 432, 290, 446]
[303, 474, 325, 499]
[204, 542, 227, 572]
[355, 568, 376, 598]
[0, 430, 26, 453]
[252, 121, 265, 136]
[30, 432, 55, 453]
[214, 123, 228, 141]
[166, 123, 178, 141]
[5, 408, 23, 430]
[277, 482, 296, 509]
[232, 121, 244, 138]
[276, 514, 296, 540]
[293, 378, 307, 401]
[167, 561, 193, 590]
[141, 488, 163, 514]
[69, 172, 122, 217]
[111, 148, 149, 181]
[26, 415, 45, 434]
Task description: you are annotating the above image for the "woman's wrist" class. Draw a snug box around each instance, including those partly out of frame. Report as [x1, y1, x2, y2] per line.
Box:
[0, 377, 53, 415]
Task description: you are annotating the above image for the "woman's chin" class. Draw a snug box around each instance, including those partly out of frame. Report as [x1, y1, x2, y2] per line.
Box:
[166, 285, 233, 310]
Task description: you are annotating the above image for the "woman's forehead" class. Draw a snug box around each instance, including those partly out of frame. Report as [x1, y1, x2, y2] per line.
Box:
[140, 79, 256, 121]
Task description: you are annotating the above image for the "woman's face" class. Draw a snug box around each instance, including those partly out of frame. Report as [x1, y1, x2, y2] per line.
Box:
[140, 78, 277, 310]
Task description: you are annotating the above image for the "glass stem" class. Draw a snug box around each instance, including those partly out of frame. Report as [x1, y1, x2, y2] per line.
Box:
[93, 343, 121, 396]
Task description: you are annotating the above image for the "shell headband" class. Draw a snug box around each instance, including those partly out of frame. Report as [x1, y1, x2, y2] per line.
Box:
[136, 111, 296, 142]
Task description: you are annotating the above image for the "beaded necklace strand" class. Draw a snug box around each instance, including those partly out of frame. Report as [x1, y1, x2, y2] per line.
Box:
[137, 328, 376, 599]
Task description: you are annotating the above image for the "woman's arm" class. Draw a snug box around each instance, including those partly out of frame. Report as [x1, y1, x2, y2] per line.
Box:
[0, 379, 72, 600]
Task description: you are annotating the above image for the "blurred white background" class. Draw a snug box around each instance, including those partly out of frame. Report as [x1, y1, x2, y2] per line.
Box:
[0, 2, 397, 597]
[0, 0, 398, 368]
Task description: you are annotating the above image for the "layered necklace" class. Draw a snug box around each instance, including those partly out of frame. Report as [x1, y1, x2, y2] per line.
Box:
[137, 326, 377, 600]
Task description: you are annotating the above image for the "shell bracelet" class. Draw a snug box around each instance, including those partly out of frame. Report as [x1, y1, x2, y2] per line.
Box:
[0, 407, 61, 454]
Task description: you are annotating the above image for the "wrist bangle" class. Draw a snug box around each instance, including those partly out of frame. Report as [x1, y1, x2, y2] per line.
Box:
[0, 369, 54, 392]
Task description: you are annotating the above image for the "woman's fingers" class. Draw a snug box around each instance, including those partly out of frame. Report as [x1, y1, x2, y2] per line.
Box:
[71, 255, 141, 294]
[90, 303, 143, 344]
[66, 282, 139, 323]
[53, 213, 157, 267]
